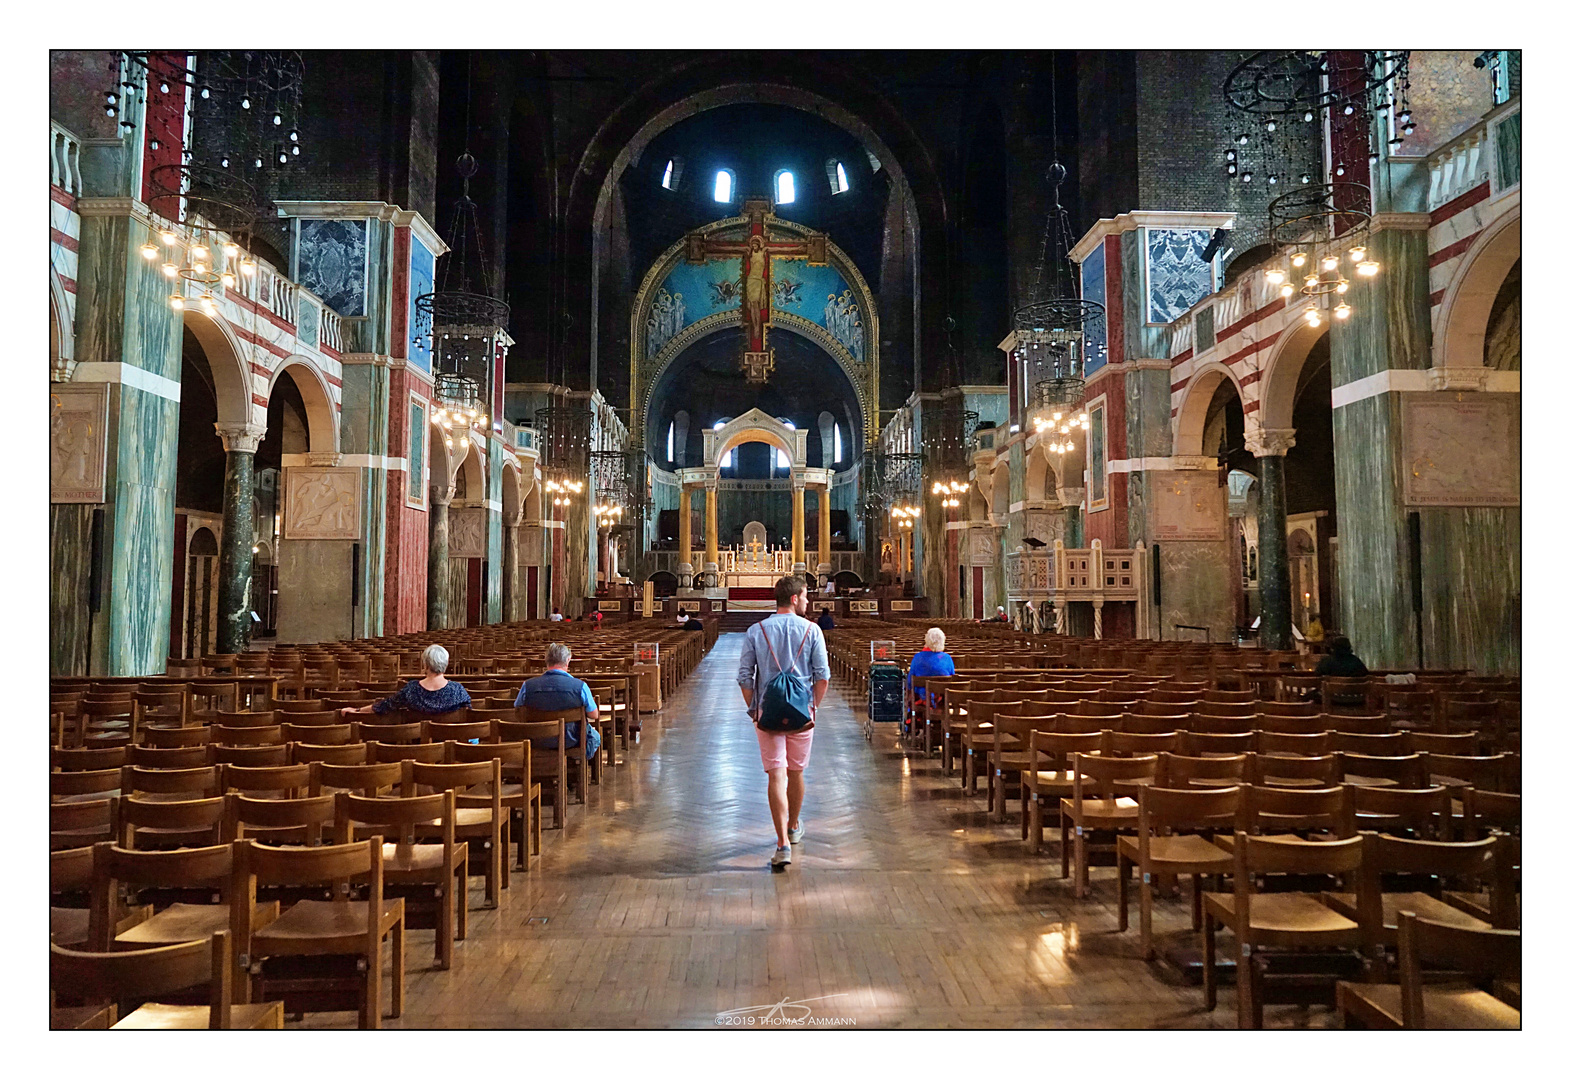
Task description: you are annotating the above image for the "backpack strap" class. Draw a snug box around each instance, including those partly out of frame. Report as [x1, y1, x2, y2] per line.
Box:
[760, 618, 808, 677]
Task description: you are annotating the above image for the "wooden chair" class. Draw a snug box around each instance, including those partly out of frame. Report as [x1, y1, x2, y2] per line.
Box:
[1234, 783, 1356, 841]
[1247, 752, 1343, 789]
[1352, 784, 1452, 840]
[281, 721, 355, 746]
[367, 740, 447, 764]
[1258, 700, 1317, 718]
[51, 931, 283, 1029]
[52, 767, 121, 805]
[1060, 752, 1159, 898]
[52, 798, 119, 850]
[353, 720, 425, 745]
[211, 743, 291, 767]
[448, 740, 542, 872]
[407, 759, 507, 907]
[1330, 730, 1406, 756]
[210, 724, 284, 747]
[52, 745, 128, 773]
[1124, 711, 1193, 734]
[424, 719, 497, 744]
[225, 793, 337, 847]
[1321, 677, 1373, 714]
[1258, 714, 1332, 736]
[1180, 730, 1257, 757]
[1116, 784, 1242, 960]
[1201, 833, 1367, 1028]
[1338, 751, 1428, 790]
[291, 742, 370, 766]
[1103, 730, 1180, 757]
[500, 715, 569, 828]
[120, 765, 221, 800]
[335, 788, 466, 970]
[235, 838, 405, 1029]
[1425, 753, 1512, 793]
[1022, 729, 1104, 853]
[309, 760, 404, 799]
[1338, 911, 1520, 1029]
[1156, 752, 1249, 790]
[1254, 730, 1332, 756]
[142, 724, 211, 749]
[220, 763, 311, 799]
[119, 795, 228, 850]
[1406, 730, 1480, 755]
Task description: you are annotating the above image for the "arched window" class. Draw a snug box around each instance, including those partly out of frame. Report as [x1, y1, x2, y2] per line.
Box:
[774, 169, 795, 205]
[826, 159, 850, 195]
[833, 422, 843, 463]
[720, 448, 734, 469]
[713, 169, 734, 203]
[666, 421, 675, 462]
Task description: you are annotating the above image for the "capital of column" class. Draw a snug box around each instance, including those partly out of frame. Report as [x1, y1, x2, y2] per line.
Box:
[1244, 428, 1297, 458]
[702, 473, 719, 493]
[430, 484, 455, 507]
[790, 471, 808, 492]
[215, 423, 266, 455]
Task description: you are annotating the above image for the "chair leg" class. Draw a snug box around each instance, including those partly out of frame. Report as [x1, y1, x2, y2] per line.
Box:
[1060, 819, 1070, 878]
[500, 822, 511, 891]
[1074, 827, 1088, 899]
[485, 839, 500, 908]
[1021, 789, 1032, 843]
[962, 747, 972, 792]
[363, 941, 382, 1030]
[390, 919, 405, 1019]
[1140, 867, 1155, 961]
[437, 877, 452, 970]
[532, 794, 543, 856]
[1191, 875, 1204, 931]
[1235, 941, 1254, 1029]
[1202, 912, 1217, 1010]
[1116, 852, 1129, 931]
[456, 857, 469, 940]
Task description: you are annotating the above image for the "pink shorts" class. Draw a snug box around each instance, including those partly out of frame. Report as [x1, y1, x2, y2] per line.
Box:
[755, 725, 813, 772]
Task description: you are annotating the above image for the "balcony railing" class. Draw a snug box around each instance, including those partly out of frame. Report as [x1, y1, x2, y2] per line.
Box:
[1426, 98, 1520, 211]
[50, 121, 82, 198]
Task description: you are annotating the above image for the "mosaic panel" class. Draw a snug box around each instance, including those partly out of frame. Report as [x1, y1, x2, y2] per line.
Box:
[1145, 229, 1215, 324]
[295, 218, 368, 317]
[1080, 243, 1107, 377]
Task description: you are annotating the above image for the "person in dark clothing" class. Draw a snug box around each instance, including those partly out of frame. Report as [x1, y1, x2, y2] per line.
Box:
[514, 642, 601, 757]
[342, 644, 472, 715]
[1315, 636, 1370, 678]
[817, 608, 836, 630]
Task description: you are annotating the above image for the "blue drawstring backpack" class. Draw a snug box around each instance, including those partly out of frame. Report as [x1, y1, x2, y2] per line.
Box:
[755, 622, 815, 733]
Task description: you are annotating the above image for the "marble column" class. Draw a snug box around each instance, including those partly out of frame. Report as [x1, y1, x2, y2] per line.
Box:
[428, 485, 453, 629]
[677, 485, 693, 587]
[790, 476, 807, 575]
[817, 486, 832, 577]
[1248, 429, 1296, 651]
[503, 520, 520, 622]
[215, 425, 263, 655]
[703, 478, 719, 586]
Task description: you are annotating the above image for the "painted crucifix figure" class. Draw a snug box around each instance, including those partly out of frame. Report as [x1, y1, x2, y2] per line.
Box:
[685, 199, 829, 381]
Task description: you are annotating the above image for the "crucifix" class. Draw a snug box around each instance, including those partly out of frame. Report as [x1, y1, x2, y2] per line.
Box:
[746, 536, 765, 562]
[684, 198, 829, 384]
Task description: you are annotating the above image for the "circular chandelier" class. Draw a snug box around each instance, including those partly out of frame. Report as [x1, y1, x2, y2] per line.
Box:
[1263, 182, 1380, 326]
[593, 503, 624, 529]
[890, 503, 921, 530]
[931, 480, 969, 510]
[1222, 50, 1412, 184]
[545, 478, 584, 509]
[1033, 406, 1089, 455]
[430, 400, 488, 453]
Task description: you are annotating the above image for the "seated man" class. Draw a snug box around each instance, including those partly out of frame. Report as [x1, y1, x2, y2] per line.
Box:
[514, 642, 602, 760]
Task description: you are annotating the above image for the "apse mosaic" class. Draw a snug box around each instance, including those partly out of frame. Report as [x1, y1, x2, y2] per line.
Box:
[1080, 243, 1108, 376]
[295, 218, 368, 317]
[407, 235, 435, 373]
[1145, 228, 1216, 325]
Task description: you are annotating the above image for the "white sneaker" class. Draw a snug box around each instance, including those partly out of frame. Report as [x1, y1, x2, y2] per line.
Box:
[787, 825, 804, 845]
[771, 844, 793, 867]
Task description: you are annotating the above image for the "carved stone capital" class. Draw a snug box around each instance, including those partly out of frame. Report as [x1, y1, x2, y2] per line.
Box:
[1244, 428, 1296, 458]
[430, 484, 456, 507]
[215, 423, 266, 455]
[1428, 366, 1493, 392]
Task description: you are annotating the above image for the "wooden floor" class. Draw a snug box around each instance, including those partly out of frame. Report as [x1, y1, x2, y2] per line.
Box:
[297, 633, 1332, 1030]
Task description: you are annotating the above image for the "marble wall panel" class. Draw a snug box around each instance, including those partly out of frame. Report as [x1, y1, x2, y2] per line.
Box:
[276, 540, 355, 643]
[1418, 506, 1521, 674]
[448, 557, 469, 627]
[50, 504, 94, 675]
[1148, 471, 1228, 541]
[1146, 229, 1217, 324]
[487, 450, 504, 622]
[1335, 229, 1432, 384]
[1152, 539, 1234, 643]
[294, 218, 369, 318]
[1401, 394, 1520, 507]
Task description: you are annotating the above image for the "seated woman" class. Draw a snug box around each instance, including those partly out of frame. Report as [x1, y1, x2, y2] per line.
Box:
[906, 627, 956, 728]
[341, 644, 472, 716]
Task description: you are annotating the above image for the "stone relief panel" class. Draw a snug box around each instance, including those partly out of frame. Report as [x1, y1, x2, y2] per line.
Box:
[1402, 395, 1520, 506]
[50, 382, 109, 503]
[284, 467, 361, 540]
[449, 507, 488, 559]
[296, 295, 320, 351]
[1150, 471, 1228, 541]
[1024, 510, 1065, 547]
[965, 528, 1000, 567]
[520, 525, 544, 564]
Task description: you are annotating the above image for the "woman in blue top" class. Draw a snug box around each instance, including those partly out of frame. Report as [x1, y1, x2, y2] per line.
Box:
[341, 644, 473, 715]
[907, 626, 956, 714]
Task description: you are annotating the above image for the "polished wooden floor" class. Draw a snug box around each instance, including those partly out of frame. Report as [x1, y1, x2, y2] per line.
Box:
[298, 633, 1327, 1029]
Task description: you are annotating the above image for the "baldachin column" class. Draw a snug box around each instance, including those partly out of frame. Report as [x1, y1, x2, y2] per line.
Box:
[678, 485, 693, 588]
[816, 485, 831, 578]
[790, 473, 807, 576]
[703, 475, 719, 587]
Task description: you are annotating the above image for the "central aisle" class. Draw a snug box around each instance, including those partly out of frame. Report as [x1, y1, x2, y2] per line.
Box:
[372, 632, 1223, 1029]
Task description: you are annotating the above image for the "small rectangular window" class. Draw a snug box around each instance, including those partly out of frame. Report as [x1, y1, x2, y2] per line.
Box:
[714, 170, 733, 203]
[833, 422, 842, 463]
[836, 161, 850, 193]
[661, 160, 675, 190]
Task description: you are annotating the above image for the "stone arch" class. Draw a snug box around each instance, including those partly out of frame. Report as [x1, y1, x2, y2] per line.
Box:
[989, 454, 1013, 515]
[268, 356, 340, 455]
[454, 439, 487, 503]
[1256, 318, 1330, 433]
[1024, 442, 1055, 504]
[180, 308, 256, 430]
[501, 460, 522, 525]
[49, 268, 73, 378]
[1432, 207, 1522, 371]
[1173, 362, 1249, 459]
[709, 409, 803, 465]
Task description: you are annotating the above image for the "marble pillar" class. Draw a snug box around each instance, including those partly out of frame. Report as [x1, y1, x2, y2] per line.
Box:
[503, 521, 520, 622]
[677, 485, 693, 587]
[791, 477, 807, 574]
[428, 488, 452, 629]
[817, 486, 832, 576]
[215, 425, 263, 655]
[1248, 430, 1296, 650]
[704, 480, 719, 584]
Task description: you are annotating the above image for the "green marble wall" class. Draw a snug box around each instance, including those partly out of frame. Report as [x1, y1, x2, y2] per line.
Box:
[1417, 506, 1521, 674]
[341, 363, 390, 637]
[50, 504, 95, 675]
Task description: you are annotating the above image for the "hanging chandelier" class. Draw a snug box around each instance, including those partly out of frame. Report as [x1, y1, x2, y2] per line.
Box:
[1222, 50, 1412, 184]
[1032, 406, 1089, 456]
[545, 478, 584, 509]
[931, 480, 969, 510]
[1263, 182, 1380, 325]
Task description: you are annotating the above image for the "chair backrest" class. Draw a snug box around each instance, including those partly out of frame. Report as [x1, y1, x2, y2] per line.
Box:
[368, 740, 446, 764]
[225, 793, 336, 845]
[1258, 700, 1317, 717]
[1396, 912, 1520, 1029]
[1234, 830, 1363, 878]
[88, 841, 233, 949]
[447, 738, 532, 779]
[1204, 689, 1258, 705]
[309, 760, 404, 798]
[1331, 730, 1407, 755]
[1103, 730, 1179, 757]
[407, 758, 501, 800]
[213, 709, 282, 728]
[1247, 752, 1343, 788]
[1406, 730, 1480, 755]
[120, 795, 227, 849]
[1239, 783, 1355, 837]
[52, 746, 129, 773]
[1255, 730, 1331, 756]
[1124, 711, 1193, 734]
[1070, 700, 1124, 718]
[1197, 700, 1259, 718]
[1188, 714, 1256, 735]
[1364, 833, 1507, 922]
[141, 725, 210, 749]
[1461, 788, 1520, 840]
[1137, 784, 1243, 834]
[1426, 753, 1511, 792]
[1258, 714, 1332, 736]
[1338, 751, 1429, 788]
[52, 798, 119, 850]
[1070, 752, 1159, 802]
[1180, 730, 1257, 756]
[210, 724, 284, 747]
[291, 742, 370, 766]
[52, 931, 235, 1028]
[352, 720, 425, 744]
[1352, 784, 1452, 839]
[210, 743, 291, 767]
[424, 719, 496, 744]
[1156, 752, 1249, 789]
[52, 768, 121, 802]
[120, 765, 220, 798]
[221, 763, 311, 798]
[336, 788, 455, 847]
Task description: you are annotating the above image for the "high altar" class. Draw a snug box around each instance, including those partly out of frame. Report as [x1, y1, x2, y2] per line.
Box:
[718, 541, 794, 587]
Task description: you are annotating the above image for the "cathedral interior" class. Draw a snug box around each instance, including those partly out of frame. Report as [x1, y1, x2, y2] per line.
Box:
[46, 45, 1524, 1037]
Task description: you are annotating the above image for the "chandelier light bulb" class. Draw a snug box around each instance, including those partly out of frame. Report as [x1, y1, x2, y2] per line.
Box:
[1236, 133, 1248, 145]
[1334, 303, 1351, 320]
[1265, 267, 1285, 285]
[220, 272, 235, 288]
[1305, 308, 1320, 324]
[1321, 255, 1339, 272]
[1280, 283, 1294, 298]
[1304, 275, 1319, 288]
[1303, 109, 1315, 122]
[161, 262, 178, 278]
[220, 155, 230, 168]
[1267, 174, 1278, 185]
[1227, 164, 1237, 177]
[272, 113, 282, 126]
[240, 258, 256, 276]
[223, 242, 239, 258]
[149, 138, 160, 151]
[200, 87, 209, 100]
[161, 230, 178, 246]
[1266, 120, 1276, 132]
[1053, 412, 1062, 421]
[254, 158, 263, 169]
[1241, 171, 1253, 183]
[1344, 103, 1355, 116]
[1335, 280, 1349, 294]
[140, 242, 158, 260]
[1357, 261, 1380, 277]
[445, 438, 454, 449]
[291, 145, 300, 157]
[169, 294, 185, 311]
[199, 294, 216, 313]
[289, 129, 300, 143]
[241, 96, 251, 110]
[1291, 252, 1307, 267]
[1348, 246, 1366, 263]
[1336, 164, 1346, 176]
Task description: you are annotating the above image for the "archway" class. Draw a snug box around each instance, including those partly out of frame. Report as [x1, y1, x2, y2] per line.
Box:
[1432, 210, 1521, 371]
[268, 356, 340, 455]
[1174, 363, 1248, 459]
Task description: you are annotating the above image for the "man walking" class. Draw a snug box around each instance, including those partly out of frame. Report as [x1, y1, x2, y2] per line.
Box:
[738, 575, 830, 868]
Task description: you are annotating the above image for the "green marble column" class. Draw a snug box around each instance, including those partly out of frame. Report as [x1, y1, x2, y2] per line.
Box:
[503, 522, 521, 622]
[215, 426, 262, 654]
[428, 491, 451, 629]
[1251, 440, 1294, 650]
